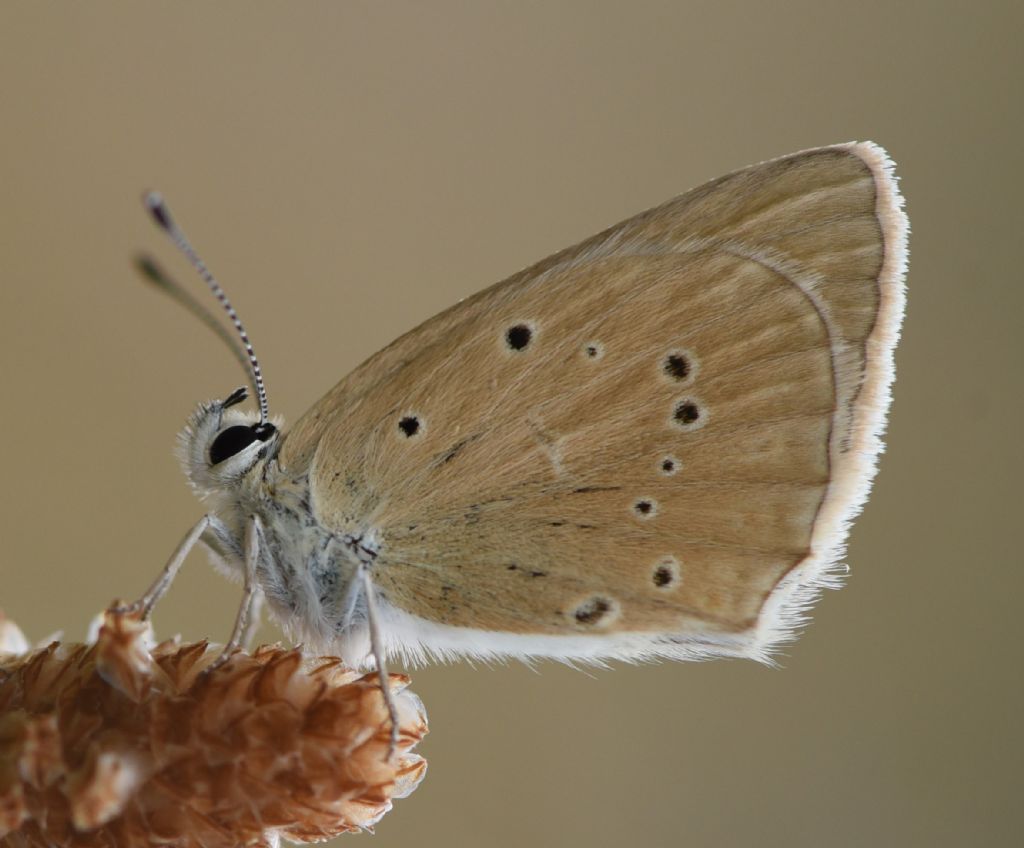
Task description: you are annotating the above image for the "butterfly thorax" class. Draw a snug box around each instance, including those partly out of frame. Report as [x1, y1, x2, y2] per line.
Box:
[180, 402, 373, 659]
[236, 460, 372, 655]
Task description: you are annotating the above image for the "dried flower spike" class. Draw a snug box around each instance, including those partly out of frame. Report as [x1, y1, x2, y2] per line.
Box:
[0, 608, 427, 847]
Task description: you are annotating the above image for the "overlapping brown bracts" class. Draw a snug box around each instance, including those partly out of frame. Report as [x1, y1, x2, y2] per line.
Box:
[0, 610, 426, 847]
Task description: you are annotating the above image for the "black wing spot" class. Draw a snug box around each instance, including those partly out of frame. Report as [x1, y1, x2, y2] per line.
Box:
[633, 498, 658, 519]
[660, 455, 680, 476]
[675, 402, 699, 424]
[574, 596, 617, 626]
[505, 323, 533, 351]
[670, 398, 705, 431]
[583, 341, 604, 360]
[661, 348, 698, 385]
[664, 353, 690, 380]
[652, 556, 680, 589]
[398, 415, 421, 437]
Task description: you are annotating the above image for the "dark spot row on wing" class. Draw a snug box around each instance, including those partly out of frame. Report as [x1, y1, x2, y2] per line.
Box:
[383, 330, 706, 605]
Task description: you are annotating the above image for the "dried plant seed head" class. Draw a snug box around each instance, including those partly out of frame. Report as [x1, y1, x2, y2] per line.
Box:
[0, 609, 428, 846]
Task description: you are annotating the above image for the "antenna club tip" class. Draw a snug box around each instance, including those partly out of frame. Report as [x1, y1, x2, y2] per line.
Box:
[223, 386, 250, 409]
[143, 191, 173, 231]
[133, 253, 163, 283]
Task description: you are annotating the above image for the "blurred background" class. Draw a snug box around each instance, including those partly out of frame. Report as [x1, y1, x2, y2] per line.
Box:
[1, 2, 1020, 846]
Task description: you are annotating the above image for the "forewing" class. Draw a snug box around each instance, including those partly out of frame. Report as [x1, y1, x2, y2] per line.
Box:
[280, 142, 906, 660]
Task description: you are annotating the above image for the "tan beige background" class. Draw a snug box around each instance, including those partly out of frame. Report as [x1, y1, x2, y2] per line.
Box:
[2, 2, 1021, 846]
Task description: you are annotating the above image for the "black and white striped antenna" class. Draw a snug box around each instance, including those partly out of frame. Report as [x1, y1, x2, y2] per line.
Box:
[142, 191, 271, 427]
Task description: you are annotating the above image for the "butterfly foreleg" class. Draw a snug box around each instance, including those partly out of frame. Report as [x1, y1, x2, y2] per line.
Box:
[207, 514, 264, 671]
[200, 514, 267, 649]
[116, 513, 216, 618]
[239, 583, 265, 650]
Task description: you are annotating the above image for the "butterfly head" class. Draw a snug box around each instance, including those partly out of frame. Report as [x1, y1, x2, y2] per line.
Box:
[178, 386, 280, 495]
[139, 193, 283, 498]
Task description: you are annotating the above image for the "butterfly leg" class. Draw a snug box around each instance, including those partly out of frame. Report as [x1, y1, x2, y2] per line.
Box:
[206, 514, 263, 671]
[360, 565, 400, 761]
[114, 514, 212, 618]
[338, 567, 365, 637]
[239, 584, 264, 650]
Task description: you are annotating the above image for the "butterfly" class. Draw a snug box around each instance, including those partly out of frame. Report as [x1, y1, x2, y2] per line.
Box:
[131, 142, 906, 738]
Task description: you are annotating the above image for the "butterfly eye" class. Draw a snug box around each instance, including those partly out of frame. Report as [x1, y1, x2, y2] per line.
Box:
[209, 425, 260, 465]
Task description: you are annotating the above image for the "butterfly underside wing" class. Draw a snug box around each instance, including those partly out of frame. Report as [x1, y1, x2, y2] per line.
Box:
[279, 142, 907, 664]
